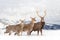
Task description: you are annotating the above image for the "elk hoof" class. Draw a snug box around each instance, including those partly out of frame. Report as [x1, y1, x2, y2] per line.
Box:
[17, 34, 20, 36]
[14, 33, 17, 35]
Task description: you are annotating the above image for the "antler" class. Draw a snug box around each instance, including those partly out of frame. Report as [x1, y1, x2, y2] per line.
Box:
[43, 8, 47, 17]
[36, 8, 42, 18]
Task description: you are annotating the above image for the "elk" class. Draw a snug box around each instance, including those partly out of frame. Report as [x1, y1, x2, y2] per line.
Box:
[4, 19, 25, 36]
[23, 17, 36, 35]
[30, 8, 46, 35]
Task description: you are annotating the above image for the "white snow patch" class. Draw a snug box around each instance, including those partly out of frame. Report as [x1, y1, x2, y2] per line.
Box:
[0, 30, 60, 40]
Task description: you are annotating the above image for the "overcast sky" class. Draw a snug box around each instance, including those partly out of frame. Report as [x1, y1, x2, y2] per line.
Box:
[0, 0, 60, 24]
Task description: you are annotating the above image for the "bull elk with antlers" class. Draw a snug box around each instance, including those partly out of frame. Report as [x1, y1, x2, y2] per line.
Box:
[30, 8, 46, 35]
[4, 19, 25, 36]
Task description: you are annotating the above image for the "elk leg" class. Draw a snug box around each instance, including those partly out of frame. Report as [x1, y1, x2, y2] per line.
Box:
[27, 31, 29, 35]
[9, 32, 11, 35]
[4, 31, 8, 34]
[27, 31, 31, 35]
[20, 31, 23, 36]
[40, 29, 42, 35]
[14, 33, 17, 35]
[17, 30, 20, 36]
[4, 32, 8, 35]
[16, 32, 20, 36]
[4, 29, 9, 34]
[29, 30, 32, 35]
[37, 30, 39, 35]
[14, 32, 18, 36]
[27, 30, 32, 35]
[4, 30, 10, 35]
[20, 29, 23, 36]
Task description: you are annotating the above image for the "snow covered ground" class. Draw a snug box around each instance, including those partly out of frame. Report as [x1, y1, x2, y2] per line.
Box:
[0, 22, 60, 40]
[0, 29, 60, 40]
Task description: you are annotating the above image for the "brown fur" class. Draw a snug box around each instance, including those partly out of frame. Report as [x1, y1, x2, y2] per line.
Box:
[30, 21, 45, 35]
[4, 18, 36, 35]
[23, 18, 36, 35]
[4, 20, 24, 36]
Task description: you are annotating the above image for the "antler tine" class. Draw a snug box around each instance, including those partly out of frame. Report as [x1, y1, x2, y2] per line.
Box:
[43, 8, 47, 17]
[36, 8, 41, 18]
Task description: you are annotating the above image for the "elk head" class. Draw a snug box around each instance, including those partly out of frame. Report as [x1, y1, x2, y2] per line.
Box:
[19, 18, 25, 27]
[36, 8, 46, 22]
[20, 20, 24, 23]
[30, 17, 36, 23]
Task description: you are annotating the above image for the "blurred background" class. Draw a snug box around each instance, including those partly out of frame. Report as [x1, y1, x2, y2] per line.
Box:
[0, 0, 60, 30]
